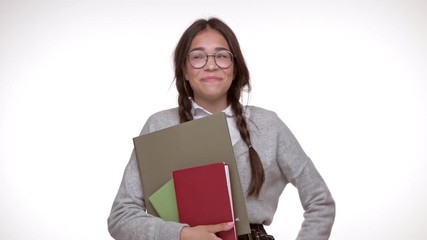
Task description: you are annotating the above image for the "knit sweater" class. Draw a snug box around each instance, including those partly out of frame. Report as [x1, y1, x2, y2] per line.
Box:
[108, 106, 335, 240]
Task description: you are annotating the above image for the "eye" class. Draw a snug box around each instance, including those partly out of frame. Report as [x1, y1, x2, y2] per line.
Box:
[216, 51, 231, 59]
[190, 51, 206, 60]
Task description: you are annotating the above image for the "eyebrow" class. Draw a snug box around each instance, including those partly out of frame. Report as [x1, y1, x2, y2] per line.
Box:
[189, 47, 230, 52]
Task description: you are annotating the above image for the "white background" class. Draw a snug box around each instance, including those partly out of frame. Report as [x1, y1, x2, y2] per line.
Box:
[1, 0, 426, 239]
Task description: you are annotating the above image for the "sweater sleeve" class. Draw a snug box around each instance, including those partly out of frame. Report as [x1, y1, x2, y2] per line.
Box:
[275, 115, 336, 240]
[107, 113, 187, 240]
[294, 159, 336, 240]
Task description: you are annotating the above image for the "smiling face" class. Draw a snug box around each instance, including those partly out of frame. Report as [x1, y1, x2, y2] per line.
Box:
[184, 28, 234, 113]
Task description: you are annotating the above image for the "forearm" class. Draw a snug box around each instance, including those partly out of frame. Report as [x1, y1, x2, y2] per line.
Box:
[108, 153, 186, 240]
[108, 202, 184, 240]
[294, 160, 336, 240]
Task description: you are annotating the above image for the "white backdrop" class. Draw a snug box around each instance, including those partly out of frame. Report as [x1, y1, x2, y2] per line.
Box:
[1, 0, 426, 239]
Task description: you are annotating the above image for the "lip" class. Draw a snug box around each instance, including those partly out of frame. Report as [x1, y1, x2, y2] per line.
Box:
[201, 76, 221, 82]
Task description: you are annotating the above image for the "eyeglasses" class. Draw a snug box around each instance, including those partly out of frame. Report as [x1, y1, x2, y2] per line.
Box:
[187, 50, 234, 69]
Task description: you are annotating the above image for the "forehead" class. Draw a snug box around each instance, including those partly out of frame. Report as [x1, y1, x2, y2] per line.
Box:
[189, 28, 230, 51]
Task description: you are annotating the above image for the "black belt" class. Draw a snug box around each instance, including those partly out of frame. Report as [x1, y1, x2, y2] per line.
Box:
[238, 224, 275, 240]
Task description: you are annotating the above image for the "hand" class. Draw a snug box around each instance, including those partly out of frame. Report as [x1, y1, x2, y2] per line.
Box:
[180, 221, 234, 240]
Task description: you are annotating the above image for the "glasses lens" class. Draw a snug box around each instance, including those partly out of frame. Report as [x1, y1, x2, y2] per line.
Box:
[188, 50, 207, 68]
[215, 51, 233, 68]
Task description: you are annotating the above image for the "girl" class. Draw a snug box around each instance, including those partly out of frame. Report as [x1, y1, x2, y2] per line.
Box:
[108, 17, 335, 240]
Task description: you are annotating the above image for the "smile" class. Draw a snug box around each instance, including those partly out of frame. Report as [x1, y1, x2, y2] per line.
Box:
[201, 76, 221, 82]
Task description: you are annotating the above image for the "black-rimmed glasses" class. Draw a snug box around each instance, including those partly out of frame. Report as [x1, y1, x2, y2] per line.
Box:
[187, 50, 234, 69]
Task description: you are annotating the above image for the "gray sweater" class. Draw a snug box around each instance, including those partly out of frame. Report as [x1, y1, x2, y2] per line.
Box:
[108, 106, 335, 240]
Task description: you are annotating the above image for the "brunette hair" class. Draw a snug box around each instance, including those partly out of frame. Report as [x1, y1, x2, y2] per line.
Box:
[173, 17, 265, 197]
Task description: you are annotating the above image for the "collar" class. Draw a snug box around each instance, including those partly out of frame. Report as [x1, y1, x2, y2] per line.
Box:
[191, 100, 234, 119]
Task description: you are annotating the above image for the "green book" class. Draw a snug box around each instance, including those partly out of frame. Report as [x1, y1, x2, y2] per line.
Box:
[148, 179, 179, 222]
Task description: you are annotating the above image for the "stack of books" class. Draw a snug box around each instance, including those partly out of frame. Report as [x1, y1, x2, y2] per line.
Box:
[133, 113, 250, 238]
[150, 162, 236, 240]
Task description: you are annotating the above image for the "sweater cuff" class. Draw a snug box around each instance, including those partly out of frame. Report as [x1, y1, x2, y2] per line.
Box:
[155, 221, 188, 240]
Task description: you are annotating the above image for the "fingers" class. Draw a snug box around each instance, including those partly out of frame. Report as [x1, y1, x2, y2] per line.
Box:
[205, 221, 235, 233]
[180, 222, 235, 240]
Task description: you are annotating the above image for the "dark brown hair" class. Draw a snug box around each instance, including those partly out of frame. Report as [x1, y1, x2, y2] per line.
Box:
[173, 17, 265, 197]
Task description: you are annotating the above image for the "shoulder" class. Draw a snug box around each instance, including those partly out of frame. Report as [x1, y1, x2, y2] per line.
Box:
[147, 108, 180, 121]
[245, 105, 282, 125]
[245, 105, 277, 116]
[140, 107, 180, 134]
[244, 105, 295, 139]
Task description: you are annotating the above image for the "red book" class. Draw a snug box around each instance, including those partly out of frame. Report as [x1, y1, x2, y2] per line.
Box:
[173, 162, 237, 240]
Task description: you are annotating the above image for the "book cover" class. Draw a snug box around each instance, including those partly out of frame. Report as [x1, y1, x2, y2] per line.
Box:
[148, 179, 179, 222]
[173, 162, 237, 240]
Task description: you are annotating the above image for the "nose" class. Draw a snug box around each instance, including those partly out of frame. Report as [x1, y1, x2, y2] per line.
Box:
[205, 55, 218, 70]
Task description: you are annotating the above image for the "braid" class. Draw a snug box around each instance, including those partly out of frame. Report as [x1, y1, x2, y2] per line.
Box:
[231, 101, 265, 197]
[178, 80, 193, 123]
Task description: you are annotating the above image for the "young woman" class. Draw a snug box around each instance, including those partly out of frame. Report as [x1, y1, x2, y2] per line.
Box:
[108, 17, 335, 240]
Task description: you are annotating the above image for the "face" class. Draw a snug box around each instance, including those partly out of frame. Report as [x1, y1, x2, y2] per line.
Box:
[184, 28, 234, 112]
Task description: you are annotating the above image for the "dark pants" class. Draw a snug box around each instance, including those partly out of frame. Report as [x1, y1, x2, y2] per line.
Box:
[238, 224, 275, 240]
